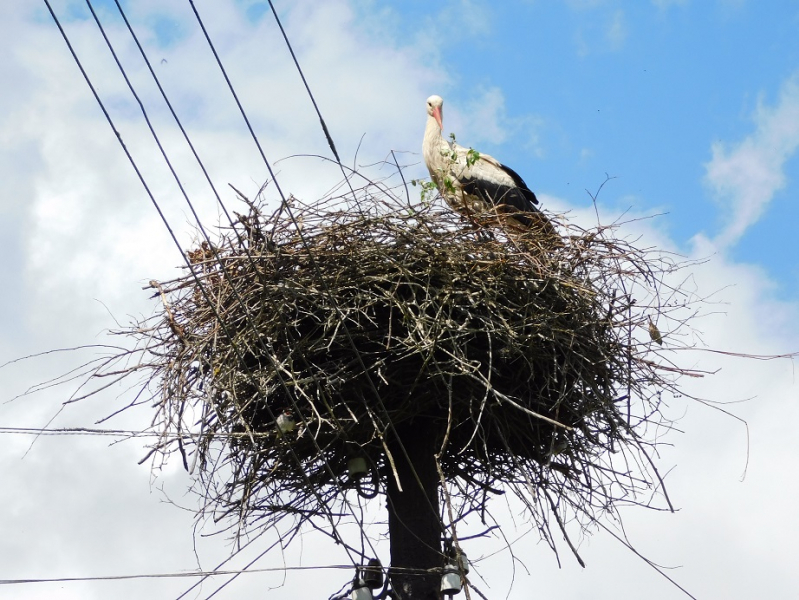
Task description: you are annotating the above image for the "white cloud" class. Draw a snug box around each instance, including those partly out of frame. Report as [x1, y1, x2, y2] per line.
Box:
[458, 87, 509, 145]
[440, 0, 494, 38]
[606, 9, 627, 49]
[705, 72, 799, 248]
[442, 87, 545, 159]
[571, 7, 628, 55]
[498, 197, 799, 596]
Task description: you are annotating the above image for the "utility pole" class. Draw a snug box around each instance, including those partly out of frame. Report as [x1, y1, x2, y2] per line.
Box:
[385, 418, 442, 599]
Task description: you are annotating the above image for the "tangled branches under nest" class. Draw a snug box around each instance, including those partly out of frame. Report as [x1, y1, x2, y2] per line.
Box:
[124, 188, 697, 556]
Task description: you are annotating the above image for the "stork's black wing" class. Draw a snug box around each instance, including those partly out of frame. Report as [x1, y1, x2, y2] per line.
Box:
[497, 163, 539, 206]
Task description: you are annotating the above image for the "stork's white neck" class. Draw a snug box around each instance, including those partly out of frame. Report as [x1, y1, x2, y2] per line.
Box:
[423, 114, 449, 174]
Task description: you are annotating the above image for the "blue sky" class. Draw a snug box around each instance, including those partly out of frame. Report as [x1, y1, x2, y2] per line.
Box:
[1, 1, 799, 599]
[372, 0, 799, 289]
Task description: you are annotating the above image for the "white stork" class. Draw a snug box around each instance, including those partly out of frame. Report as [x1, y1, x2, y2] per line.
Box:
[422, 95, 554, 234]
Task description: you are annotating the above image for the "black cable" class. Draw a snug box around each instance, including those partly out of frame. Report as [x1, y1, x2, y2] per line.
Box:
[0, 426, 292, 439]
[264, 0, 341, 164]
[264, 0, 363, 210]
[0, 564, 356, 586]
[0, 563, 437, 586]
[109, 0, 239, 245]
[41, 0, 184, 265]
[186, 0, 293, 215]
[0, 426, 160, 438]
[174, 528, 274, 600]
[200, 532, 280, 599]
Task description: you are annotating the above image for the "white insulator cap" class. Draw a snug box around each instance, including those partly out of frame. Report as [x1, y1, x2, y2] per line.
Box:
[440, 563, 462, 595]
[351, 579, 373, 600]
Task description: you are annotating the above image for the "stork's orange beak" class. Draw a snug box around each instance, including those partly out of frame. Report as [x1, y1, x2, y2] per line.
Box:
[433, 106, 443, 131]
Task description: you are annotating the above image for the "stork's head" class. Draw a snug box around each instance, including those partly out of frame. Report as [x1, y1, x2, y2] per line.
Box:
[426, 95, 443, 130]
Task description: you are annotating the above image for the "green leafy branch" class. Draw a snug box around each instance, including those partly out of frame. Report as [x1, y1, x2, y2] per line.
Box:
[409, 133, 480, 211]
[410, 178, 440, 207]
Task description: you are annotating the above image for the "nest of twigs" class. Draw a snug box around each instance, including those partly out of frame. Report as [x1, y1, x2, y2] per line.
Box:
[131, 184, 690, 556]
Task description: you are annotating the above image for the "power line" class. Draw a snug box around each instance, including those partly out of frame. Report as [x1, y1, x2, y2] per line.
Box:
[0, 426, 270, 439]
[174, 528, 273, 600]
[264, 0, 360, 205]
[0, 564, 355, 586]
[108, 0, 243, 251]
[266, 0, 341, 163]
[0, 426, 147, 437]
[0, 562, 438, 586]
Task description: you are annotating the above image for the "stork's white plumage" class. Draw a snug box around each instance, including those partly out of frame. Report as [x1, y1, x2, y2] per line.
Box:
[422, 95, 554, 234]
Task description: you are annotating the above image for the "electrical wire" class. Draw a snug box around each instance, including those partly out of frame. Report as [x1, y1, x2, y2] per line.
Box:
[266, 0, 341, 164]
[0, 563, 435, 587]
[0, 564, 357, 586]
[0, 426, 287, 439]
[0, 426, 154, 438]
[264, 0, 362, 206]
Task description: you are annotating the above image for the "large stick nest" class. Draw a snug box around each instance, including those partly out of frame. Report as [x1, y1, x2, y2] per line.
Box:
[130, 185, 692, 554]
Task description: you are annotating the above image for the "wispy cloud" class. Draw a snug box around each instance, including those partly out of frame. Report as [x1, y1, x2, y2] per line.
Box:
[570, 7, 628, 55]
[606, 10, 627, 49]
[448, 87, 545, 158]
[442, 0, 493, 37]
[461, 87, 509, 145]
[705, 72, 799, 248]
